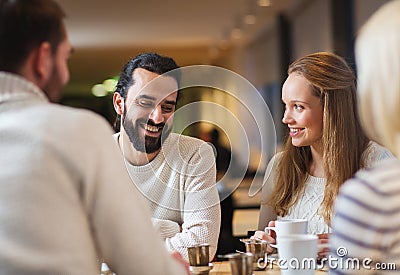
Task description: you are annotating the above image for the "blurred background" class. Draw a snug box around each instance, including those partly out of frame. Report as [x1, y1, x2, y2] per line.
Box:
[59, 0, 389, 156]
[57, 0, 391, 249]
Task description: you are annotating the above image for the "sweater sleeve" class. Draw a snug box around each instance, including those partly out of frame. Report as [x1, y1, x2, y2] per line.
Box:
[81, 115, 187, 275]
[152, 218, 181, 239]
[164, 141, 221, 262]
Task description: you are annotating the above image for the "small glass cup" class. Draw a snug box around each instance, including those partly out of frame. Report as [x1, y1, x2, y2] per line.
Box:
[226, 252, 253, 275]
[187, 244, 210, 266]
[241, 238, 268, 270]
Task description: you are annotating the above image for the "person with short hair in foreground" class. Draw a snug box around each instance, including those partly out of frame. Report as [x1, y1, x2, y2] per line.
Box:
[0, 1, 189, 274]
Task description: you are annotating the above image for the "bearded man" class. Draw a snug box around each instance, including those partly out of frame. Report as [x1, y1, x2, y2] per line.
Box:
[112, 53, 221, 261]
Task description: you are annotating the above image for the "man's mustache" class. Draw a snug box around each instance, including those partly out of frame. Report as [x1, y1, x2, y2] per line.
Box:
[138, 118, 165, 129]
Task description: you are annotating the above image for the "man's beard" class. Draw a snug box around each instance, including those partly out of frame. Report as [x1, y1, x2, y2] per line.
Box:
[43, 63, 65, 103]
[122, 108, 171, 154]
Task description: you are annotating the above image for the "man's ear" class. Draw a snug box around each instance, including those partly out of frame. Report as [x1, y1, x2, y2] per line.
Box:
[113, 92, 124, 115]
[34, 42, 52, 81]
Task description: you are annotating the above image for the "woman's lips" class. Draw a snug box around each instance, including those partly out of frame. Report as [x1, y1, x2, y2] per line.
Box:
[289, 127, 304, 137]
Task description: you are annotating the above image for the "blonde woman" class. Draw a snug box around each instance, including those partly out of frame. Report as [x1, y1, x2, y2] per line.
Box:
[331, 1, 400, 273]
[252, 52, 392, 253]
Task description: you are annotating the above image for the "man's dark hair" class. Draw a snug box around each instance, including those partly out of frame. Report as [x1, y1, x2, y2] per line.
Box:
[114, 52, 180, 132]
[0, 0, 66, 73]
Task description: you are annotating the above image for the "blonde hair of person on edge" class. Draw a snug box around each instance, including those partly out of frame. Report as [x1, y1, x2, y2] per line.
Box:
[330, 1, 400, 274]
[251, 52, 393, 257]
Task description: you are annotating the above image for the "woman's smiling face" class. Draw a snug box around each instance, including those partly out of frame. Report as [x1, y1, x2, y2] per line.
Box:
[281, 73, 324, 148]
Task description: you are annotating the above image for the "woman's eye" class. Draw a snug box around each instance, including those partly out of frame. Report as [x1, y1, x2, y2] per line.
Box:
[294, 104, 304, 110]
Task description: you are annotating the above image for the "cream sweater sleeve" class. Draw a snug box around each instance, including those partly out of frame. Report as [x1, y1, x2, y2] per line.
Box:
[152, 218, 181, 239]
[164, 141, 221, 262]
[79, 114, 188, 275]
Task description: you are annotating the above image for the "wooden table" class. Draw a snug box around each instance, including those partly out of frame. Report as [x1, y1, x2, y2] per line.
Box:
[209, 261, 327, 274]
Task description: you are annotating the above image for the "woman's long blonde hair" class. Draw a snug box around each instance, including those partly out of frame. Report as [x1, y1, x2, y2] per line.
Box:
[270, 52, 370, 225]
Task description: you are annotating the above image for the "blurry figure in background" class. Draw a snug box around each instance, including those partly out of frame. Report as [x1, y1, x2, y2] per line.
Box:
[112, 53, 221, 262]
[0, 1, 188, 274]
[251, 52, 393, 257]
[201, 127, 246, 255]
[331, 1, 400, 273]
[203, 128, 231, 180]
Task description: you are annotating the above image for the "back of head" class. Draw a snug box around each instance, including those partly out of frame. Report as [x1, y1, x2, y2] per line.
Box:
[356, 0, 400, 156]
[114, 52, 180, 131]
[0, 0, 65, 73]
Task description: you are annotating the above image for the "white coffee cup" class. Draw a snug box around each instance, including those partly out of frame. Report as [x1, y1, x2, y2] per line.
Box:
[275, 234, 318, 275]
[264, 218, 308, 238]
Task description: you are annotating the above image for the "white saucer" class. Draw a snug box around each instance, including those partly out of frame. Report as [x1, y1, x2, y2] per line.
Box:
[189, 263, 214, 274]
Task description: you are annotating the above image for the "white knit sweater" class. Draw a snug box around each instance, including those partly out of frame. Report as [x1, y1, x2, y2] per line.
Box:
[0, 72, 187, 275]
[114, 132, 221, 261]
[258, 142, 393, 234]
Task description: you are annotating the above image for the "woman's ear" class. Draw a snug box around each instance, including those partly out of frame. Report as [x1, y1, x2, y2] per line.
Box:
[113, 92, 124, 115]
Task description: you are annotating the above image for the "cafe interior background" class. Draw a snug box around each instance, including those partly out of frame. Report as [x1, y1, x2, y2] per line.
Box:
[58, 0, 391, 239]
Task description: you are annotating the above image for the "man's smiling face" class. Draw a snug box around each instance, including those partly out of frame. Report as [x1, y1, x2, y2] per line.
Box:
[122, 68, 178, 154]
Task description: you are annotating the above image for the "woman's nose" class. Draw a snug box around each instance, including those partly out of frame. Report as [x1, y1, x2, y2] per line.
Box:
[282, 110, 292, 124]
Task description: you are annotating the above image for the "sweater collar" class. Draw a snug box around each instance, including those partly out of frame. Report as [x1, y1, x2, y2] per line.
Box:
[0, 71, 48, 103]
[115, 132, 176, 172]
